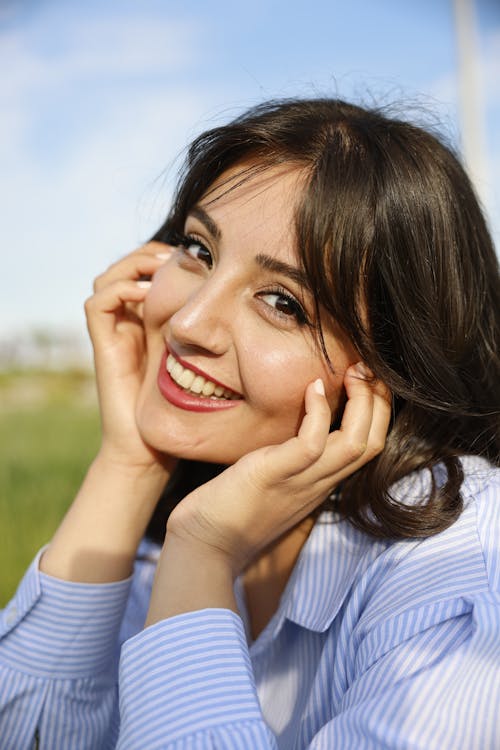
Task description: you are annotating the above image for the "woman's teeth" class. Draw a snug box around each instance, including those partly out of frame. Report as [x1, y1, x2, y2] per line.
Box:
[166, 354, 239, 400]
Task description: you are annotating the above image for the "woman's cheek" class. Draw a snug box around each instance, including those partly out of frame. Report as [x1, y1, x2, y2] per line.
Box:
[143, 263, 184, 328]
[142, 283, 165, 328]
[243, 347, 310, 415]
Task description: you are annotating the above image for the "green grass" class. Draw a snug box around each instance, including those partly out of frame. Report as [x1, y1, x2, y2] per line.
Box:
[0, 371, 100, 605]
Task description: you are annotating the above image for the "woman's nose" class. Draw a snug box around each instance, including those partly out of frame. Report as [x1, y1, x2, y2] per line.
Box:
[168, 279, 233, 355]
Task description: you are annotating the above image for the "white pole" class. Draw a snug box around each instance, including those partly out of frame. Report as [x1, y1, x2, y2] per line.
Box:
[452, 0, 489, 205]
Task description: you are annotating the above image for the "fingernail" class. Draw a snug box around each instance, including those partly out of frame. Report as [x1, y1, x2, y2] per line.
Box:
[137, 280, 152, 289]
[354, 362, 372, 379]
[314, 378, 325, 396]
[156, 252, 172, 260]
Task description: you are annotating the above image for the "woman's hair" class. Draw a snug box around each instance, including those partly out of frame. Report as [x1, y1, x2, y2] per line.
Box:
[146, 97, 500, 542]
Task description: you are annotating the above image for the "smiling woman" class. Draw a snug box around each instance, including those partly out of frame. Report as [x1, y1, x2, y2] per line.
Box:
[136, 163, 356, 464]
[0, 98, 499, 750]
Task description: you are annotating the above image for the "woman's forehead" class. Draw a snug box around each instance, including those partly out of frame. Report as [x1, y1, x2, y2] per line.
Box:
[199, 160, 308, 209]
[181, 164, 312, 274]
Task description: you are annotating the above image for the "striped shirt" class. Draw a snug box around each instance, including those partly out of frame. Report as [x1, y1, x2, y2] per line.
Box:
[0, 456, 499, 749]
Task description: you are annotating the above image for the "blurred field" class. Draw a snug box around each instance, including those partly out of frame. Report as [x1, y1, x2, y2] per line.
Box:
[0, 370, 100, 605]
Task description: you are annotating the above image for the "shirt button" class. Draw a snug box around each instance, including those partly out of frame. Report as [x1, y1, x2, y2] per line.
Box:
[5, 606, 18, 626]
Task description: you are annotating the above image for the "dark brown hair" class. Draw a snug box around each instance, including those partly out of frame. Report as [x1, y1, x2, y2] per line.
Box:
[147, 97, 499, 542]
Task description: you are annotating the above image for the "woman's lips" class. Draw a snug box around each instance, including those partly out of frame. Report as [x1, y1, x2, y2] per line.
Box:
[170, 347, 241, 395]
[157, 350, 242, 413]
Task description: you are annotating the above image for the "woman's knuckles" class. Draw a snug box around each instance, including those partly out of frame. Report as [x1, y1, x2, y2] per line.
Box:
[366, 437, 386, 458]
[341, 438, 369, 463]
[84, 295, 100, 318]
[298, 438, 326, 465]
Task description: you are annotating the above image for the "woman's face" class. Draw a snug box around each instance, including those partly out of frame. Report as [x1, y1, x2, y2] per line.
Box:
[136, 163, 359, 463]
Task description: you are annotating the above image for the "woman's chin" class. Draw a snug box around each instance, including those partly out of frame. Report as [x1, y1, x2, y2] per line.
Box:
[135, 415, 237, 465]
[134, 386, 304, 465]
[149, 440, 239, 465]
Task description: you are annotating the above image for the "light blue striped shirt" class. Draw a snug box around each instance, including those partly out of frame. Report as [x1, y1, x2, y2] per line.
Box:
[0, 456, 499, 749]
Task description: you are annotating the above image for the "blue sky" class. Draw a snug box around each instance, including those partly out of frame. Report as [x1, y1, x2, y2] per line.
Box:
[1, 0, 499, 343]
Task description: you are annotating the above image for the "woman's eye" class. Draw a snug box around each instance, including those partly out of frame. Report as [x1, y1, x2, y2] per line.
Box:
[183, 238, 213, 269]
[259, 291, 308, 325]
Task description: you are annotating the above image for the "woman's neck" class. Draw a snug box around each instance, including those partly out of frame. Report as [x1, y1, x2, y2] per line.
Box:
[242, 514, 316, 640]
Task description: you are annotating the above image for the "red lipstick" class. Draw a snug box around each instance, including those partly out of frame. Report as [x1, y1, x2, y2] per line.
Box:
[157, 351, 241, 413]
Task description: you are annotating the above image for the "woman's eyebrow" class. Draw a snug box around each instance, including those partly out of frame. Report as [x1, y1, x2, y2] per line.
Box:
[255, 254, 312, 293]
[187, 206, 310, 292]
[187, 206, 221, 240]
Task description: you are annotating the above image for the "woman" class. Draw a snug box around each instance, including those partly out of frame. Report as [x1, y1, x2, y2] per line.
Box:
[1, 98, 499, 749]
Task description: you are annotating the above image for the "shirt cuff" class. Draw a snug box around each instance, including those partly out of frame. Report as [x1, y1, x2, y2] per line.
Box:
[0, 548, 132, 678]
[118, 609, 263, 748]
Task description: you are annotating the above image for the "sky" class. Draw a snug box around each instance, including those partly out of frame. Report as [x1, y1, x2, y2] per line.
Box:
[1, 0, 499, 352]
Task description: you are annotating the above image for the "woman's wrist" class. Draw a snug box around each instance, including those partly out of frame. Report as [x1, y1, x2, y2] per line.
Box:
[145, 531, 238, 628]
[40, 454, 170, 584]
[95, 441, 174, 479]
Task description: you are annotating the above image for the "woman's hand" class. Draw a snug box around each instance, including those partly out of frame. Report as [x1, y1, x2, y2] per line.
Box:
[167, 364, 391, 575]
[145, 364, 390, 625]
[85, 241, 174, 470]
[40, 242, 177, 583]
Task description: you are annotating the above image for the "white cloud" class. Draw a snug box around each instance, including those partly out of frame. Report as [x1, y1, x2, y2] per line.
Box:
[0, 84, 213, 334]
[0, 14, 199, 94]
[0, 12, 203, 160]
[66, 16, 199, 76]
[0, 10, 216, 335]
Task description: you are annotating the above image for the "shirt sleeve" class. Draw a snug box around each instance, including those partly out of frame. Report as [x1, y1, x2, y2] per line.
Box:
[0, 549, 132, 750]
[117, 609, 278, 749]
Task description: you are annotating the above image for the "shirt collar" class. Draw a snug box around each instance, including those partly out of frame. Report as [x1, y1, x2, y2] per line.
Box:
[246, 511, 389, 655]
[276, 455, 491, 635]
[279, 511, 388, 633]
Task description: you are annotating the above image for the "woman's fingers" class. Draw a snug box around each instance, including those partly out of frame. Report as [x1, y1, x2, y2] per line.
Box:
[130, 240, 173, 258]
[295, 379, 332, 462]
[85, 279, 152, 338]
[259, 378, 332, 483]
[361, 376, 392, 461]
[260, 363, 391, 496]
[88, 243, 174, 332]
[93, 243, 174, 292]
[93, 254, 162, 293]
[320, 364, 391, 480]
[334, 363, 376, 463]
